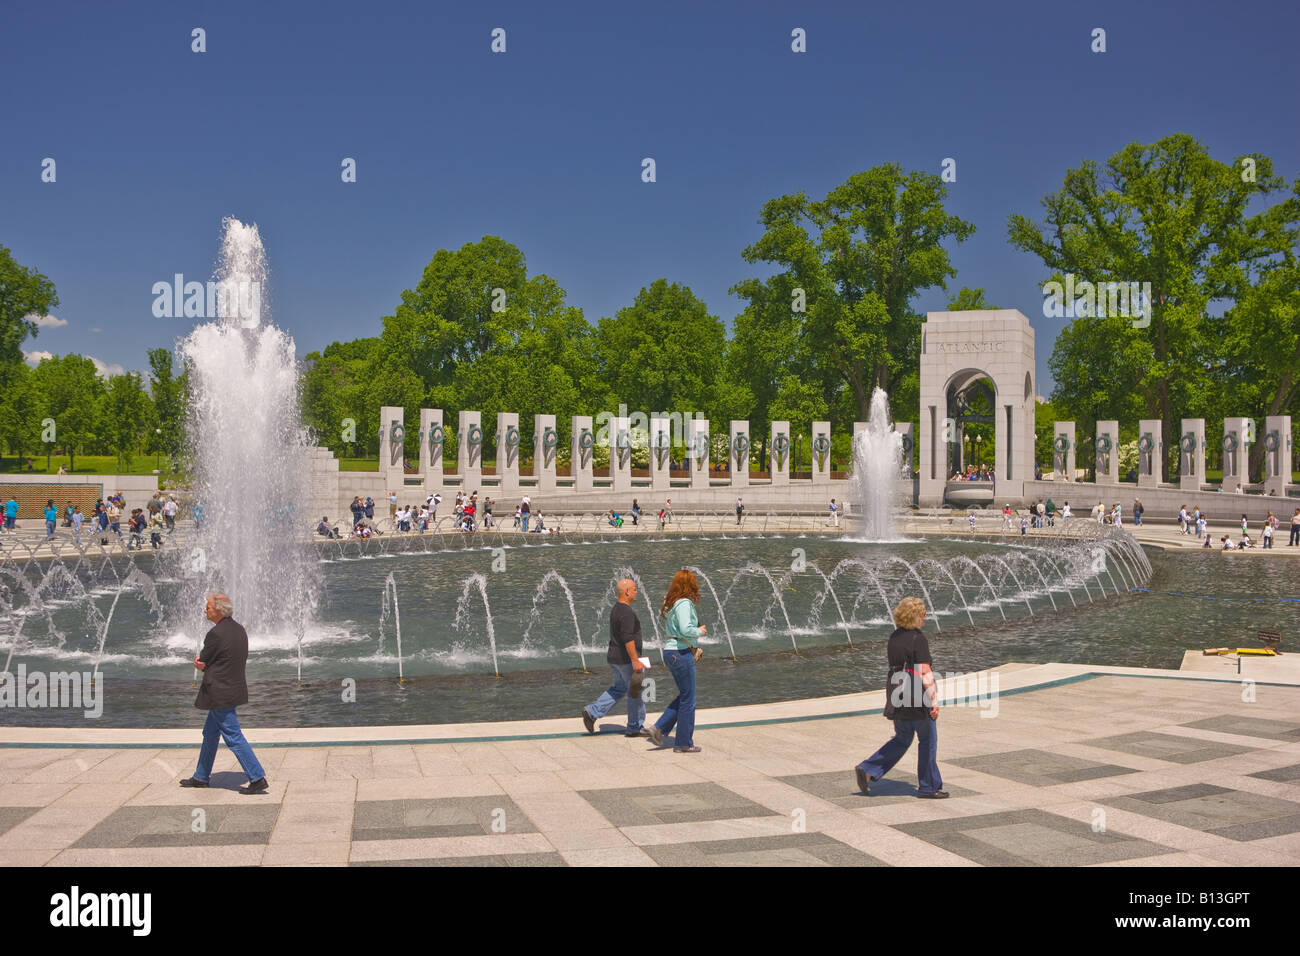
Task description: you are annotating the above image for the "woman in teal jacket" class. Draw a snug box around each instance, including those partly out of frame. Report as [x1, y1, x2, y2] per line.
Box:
[650, 569, 706, 753]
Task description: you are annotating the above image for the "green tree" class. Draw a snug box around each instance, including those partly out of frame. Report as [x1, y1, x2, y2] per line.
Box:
[732, 163, 975, 422]
[1214, 211, 1300, 479]
[1009, 135, 1300, 479]
[102, 372, 154, 469]
[0, 360, 46, 463]
[30, 354, 104, 472]
[946, 287, 996, 311]
[146, 347, 187, 461]
[595, 279, 730, 427]
[0, 245, 58, 391]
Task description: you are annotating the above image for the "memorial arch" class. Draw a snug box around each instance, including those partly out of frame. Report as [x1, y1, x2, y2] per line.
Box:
[918, 310, 1036, 507]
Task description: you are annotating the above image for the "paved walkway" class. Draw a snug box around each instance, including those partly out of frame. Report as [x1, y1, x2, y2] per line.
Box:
[2, 662, 1298, 866]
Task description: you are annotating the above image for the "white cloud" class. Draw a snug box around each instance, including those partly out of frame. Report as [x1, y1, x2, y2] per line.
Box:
[89, 356, 126, 378]
[90, 327, 102, 333]
[26, 313, 68, 329]
[22, 350, 126, 378]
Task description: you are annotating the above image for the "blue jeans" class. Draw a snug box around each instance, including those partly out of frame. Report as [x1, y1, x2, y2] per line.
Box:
[654, 649, 697, 748]
[858, 718, 942, 794]
[45, 520, 56, 538]
[193, 708, 265, 783]
[522, 514, 529, 532]
[585, 662, 646, 731]
[4, 515, 13, 530]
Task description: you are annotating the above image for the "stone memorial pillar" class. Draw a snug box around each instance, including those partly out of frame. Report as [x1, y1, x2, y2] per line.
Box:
[1221, 417, 1252, 490]
[380, 405, 405, 494]
[650, 414, 672, 491]
[1178, 418, 1205, 492]
[895, 422, 915, 478]
[534, 413, 557, 493]
[571, 415, 594, 492]
[496, 412, 521, 493]
[1137, 419, 1162, 489]
[1053, 422, 1076, 482]
[1264, 415, 1292, 497]
[458, 410, 483, 493]
[811, 421, 832, 484]
[688, 417, 710, 490]
[612, 413, 633, 493]
[771, 421, 792, 486]
[729, 420, 751, 489]
[419, 408, 444, 491]
[1095, 420, 1119, 485]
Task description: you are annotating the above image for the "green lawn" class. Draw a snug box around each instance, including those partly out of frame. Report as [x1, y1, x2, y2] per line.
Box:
[0, 455, 175, 476]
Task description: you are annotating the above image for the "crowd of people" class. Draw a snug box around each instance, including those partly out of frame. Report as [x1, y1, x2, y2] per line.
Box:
[3, 490, 180, 548]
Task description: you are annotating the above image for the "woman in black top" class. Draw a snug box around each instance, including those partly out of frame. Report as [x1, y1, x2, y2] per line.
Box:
[855, 596, 947, 798]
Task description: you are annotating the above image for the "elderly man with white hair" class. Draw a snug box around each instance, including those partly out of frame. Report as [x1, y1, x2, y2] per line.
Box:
[179, 593, 269, 795]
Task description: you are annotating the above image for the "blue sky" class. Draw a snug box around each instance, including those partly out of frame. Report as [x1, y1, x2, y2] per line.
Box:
[2, 0, 1296, 393]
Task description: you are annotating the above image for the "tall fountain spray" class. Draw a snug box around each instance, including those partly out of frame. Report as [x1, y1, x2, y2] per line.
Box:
[851, 387, 904, 541]
[179, 218, 318, 644]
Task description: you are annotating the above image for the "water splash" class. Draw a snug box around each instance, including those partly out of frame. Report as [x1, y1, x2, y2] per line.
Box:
[851, 387, 904, 541]
[178, 217, 318, 642]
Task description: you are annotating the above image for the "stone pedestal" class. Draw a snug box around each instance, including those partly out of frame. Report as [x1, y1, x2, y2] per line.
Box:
[571, 415, 594, 492]
[771, 421, 791, 486]
[689, 418, 710, 489]
[1222, 417, 1253, 490]
[650, 414, 672, 491]
[1179, 418, 1205, 491]
[1095, 420, 1118, 484]
[1053, 421, 1076, 481]
[1138, 419, 1162, 489]
[458, 410, 483, 494]
[419, 408, 444, 492]
[1264, 416, 1292, 497]
[612, 415, 633, 493]
[534, 414, 557, 493]
[379, 405, 405, 493]
[729, 420, 751, 489]
[496, 412, 520, 493]
[811, 421, 832, 483]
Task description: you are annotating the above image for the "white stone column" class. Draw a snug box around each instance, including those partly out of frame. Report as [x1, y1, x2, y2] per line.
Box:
[612, 414, 633, 493]
[1221, 417, 1252, 490]
[571, 415, 594, 492]
[1096, 420, 1119, 484]
[689, 418, 710, 489]
[496, 412, 520, 493]
[771, 421, 791, 486]
[1053, 422, 1076, 482]
[650, 414, 671, 491]
[458, 410, 483, 494]
[811, 421, 832, 484]
[1179, 418, 1205, 491]
[1138, 419, 1162, 489]
[729, 420, 751, 489]
[1264, 416, 1292, 497]
[419, 408, 444, 492]
[534, 414, 557, 493]
[379, 406, 405, 494]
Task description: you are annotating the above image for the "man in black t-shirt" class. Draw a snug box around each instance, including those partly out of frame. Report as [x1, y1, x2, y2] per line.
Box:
[581, 578, 649, 737]
[855, 596, 947, 798]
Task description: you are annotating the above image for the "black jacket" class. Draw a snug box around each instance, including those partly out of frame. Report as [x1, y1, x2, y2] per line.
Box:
[194, 616, 251, 710]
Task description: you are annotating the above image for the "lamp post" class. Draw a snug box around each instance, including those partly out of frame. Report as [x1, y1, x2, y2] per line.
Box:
[155, 428, 162, 471]
[976, 434, 983, 470]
